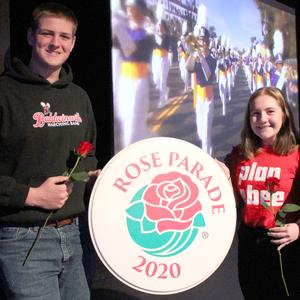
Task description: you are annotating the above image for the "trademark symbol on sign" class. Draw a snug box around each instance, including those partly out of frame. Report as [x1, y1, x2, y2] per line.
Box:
[202, 231, 209, 239]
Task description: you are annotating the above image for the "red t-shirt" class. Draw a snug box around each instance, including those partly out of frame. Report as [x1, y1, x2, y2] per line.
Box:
[228, 146, 300, 228]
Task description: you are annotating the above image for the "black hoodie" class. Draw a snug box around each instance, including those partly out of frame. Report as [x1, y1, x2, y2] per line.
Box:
[0, 58, 98, 224]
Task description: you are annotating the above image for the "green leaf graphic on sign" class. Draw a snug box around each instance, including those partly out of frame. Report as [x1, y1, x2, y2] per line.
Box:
[126, 201, 144, 220]
[193, 212, 206, 227]
[141, 216, 156, 232]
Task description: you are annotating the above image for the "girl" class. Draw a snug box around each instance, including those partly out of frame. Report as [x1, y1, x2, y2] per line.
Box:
[225, 87, 300, 299]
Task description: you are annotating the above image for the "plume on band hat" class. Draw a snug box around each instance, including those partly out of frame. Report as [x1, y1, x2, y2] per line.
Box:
[196, 4, 208, 28]
[273, 29, 283, 61]
[156, 3, 165, 21]
[194, 4, 209, 40]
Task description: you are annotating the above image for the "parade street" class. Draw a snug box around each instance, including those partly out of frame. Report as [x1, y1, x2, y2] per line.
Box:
[147, 61, 252, 160]
[114, 60, 299, 158]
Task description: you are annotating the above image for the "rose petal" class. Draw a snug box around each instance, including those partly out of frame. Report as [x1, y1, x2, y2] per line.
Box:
[143, 184, 161, 205]
[145, 204, 174, 220]
[174, 200, 202, 220]
[143, 172, 202, 233]
[75, 141, 94, 157]
[157, 219, 192, 233]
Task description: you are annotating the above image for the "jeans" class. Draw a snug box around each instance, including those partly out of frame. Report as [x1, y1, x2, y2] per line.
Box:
[0, 221, 90, 300]
[79, 212, 97, 287]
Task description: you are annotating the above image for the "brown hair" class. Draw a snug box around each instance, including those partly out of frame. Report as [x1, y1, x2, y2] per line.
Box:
[30, 2, 78, 35]
[240, 87, 299, 159]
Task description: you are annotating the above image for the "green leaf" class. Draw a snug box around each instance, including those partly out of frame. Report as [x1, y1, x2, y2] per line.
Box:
[126, 201, 144, 220]
[70, 171, 89, 182]
[193, 212, 206, 228]
[275, 219, 285, 227]
[141, 216, 156, 232]
[277, 210, 286, 219]
[281, 203, 300, 213]
[262, 202, 270, 209]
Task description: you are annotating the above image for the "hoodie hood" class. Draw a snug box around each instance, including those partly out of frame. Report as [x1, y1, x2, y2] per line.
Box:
[5, 57, 73, 88]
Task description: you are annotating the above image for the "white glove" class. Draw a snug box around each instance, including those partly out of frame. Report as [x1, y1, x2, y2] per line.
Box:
[155, 34, 163, 46]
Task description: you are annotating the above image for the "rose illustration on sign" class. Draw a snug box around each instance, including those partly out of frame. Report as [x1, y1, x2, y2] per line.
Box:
[144, 172, 203, 232]
[126, 172, 206, 257]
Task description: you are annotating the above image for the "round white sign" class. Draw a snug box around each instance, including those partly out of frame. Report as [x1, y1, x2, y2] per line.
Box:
[89, 137, 236, 294]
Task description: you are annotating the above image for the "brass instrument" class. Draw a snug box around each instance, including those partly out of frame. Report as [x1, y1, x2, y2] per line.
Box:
[185, 33, 204, 57]
[185, 33, 211, 80]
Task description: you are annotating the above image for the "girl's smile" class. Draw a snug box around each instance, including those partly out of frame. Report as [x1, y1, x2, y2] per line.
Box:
[250, 94, 284, 146]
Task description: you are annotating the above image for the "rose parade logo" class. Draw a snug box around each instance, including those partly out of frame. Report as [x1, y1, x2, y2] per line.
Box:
[126, 172, 206, 257]
[89, 138, 236, 294]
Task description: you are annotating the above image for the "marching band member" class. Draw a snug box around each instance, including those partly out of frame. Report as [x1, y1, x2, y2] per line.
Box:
[151, 4, 171, 108]
[254, 44, 264, 90]
[253, 51, 265, 90]
[186, 4, 216, 155]
[225, 38, 233, 101]
[263, 48, 272, 87]
[111, 0, 136, 102]
[270, 54, 287, 92]
[243, 50, 253, 92]
[115, 0, 155, 149]
[178, 21, 190, 93]
[271, 30, 286, 93]
[217, 46, 228, 116]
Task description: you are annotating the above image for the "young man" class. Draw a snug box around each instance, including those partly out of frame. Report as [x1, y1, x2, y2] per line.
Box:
[0, 3, 98, 299]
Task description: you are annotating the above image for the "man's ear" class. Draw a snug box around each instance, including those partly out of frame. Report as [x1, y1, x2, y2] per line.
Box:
[27, 28, 34, 46]
[70, 35, 76, 52]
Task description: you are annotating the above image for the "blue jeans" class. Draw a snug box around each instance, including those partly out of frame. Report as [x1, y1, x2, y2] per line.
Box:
[0, 221, 90, 300]
[79, 212, 97, 287]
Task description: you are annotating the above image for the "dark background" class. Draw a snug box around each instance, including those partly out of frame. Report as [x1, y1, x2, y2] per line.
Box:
[3, 1, 300, 299]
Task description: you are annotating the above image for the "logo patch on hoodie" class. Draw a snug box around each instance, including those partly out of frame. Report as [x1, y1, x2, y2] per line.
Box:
[32, 101, 83, 128]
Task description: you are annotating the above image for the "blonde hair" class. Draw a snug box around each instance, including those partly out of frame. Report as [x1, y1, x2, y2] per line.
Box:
[30, 2, 78, 35]
[240, 87, 298, 159]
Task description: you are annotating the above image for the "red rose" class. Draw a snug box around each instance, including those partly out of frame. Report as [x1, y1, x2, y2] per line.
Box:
[23, 140, 94, 266]
[143, 172, 202, 233]
[75, 141, 94, 158]
[265, 177, 280, 194]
